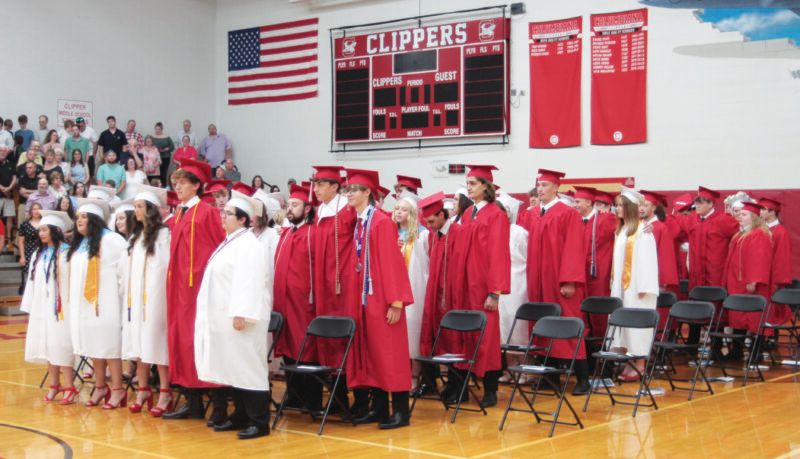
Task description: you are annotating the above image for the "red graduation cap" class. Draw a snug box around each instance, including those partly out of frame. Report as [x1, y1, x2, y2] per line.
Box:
[466, 164, 498, 182]
[206, 179, 231, 194]
[740, 201, 763, 215]
[312, 165, 345, 183]
[573, 186, 597, 202]
[289, 184, 313, 205]
[562, 190, 574, 197]
[536, 168, 566, 185]
[396, 175, 422, 192]
[167, 190, 180, 207]
[594, 190, 616, 205]
[301, 180, 312, 188]
[200, 191, 216, 205]
[231, 182, 255, 195]
[178, 158, 212, 184]
[696, 186, 720, 201]
[640, 190, 668, 207]
[673, 193, 693, 212]
[758, 197, 781, 213]
[346, 168, 380, 195]
[377, 185, 391, 199]
[418, 191, 445, 217]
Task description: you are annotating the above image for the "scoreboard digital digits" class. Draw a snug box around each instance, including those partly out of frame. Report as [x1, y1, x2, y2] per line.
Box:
[333, 17, 510, 143]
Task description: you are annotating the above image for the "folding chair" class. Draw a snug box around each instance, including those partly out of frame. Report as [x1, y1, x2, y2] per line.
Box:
[584, 308, 660, 417]
[651, 292, 679, 374]
[500, 302, 561, 380]
[39, 356, 90, 389]
[581, 297, 623, 378]
[679, 279, 689, 296]
[652, 301, 716, 400]
[272, 316, 356, 435]
[267, 311, 284, 408]
[686, 286, 727, 351]
[498, 317, 585, 437]
[708, 294, 768, 385]
[762, 289, 800, 365]
[410, 310, 487, 423]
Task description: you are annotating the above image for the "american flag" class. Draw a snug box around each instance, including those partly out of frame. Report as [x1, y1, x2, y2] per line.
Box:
[227, 18, 319, 105]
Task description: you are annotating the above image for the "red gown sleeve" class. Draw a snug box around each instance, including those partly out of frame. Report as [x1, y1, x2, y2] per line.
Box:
[743, 230, 772, 287]
[559, 208, 587, 286]
[485, 205, 511, 295]
[371, 216, 414, 307]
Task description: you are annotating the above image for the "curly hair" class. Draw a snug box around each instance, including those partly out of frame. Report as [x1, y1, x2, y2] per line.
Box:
[128, 201, 165, 256]
[30, 226, 65, 282]
[67, 213, 106, 261]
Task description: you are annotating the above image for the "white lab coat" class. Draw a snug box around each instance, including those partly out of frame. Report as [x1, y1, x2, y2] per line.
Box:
[195, 228, 271, 391]
[609, 225, 660, 356]
[500, 224, 530, 346]
[21, 245, 73, 366]
[405, 229, 430, 358]
[68, 230, 127, 359]
[121, 227, 170, 365]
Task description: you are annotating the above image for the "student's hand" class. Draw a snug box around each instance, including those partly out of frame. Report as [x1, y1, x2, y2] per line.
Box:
[233, 316, 246, 330]
[386, 303, 402, 325]
[642, 222, 653, 234]
[484, 295, 498, 311]
[560, 282, 575, 299]
[746, 283, 756, 293]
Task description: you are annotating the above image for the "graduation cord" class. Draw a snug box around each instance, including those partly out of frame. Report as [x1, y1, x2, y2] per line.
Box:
[590, 214, 598, 278]
[126, 249, 149, 323]
[307, 226, 314, 304]
[334, 196, 341, 295]
[355, 206, 375, 306]
[440, 230, 449, 311]
[55, 249, 63, 322]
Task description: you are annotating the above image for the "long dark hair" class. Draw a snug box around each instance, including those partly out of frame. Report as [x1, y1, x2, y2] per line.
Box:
[116, 210, 136, 237]
[56, 196, 75, 220]
[455, 194, 471, 222]
[30, 225, 65, 282]
[67, 213, 106, 261]
[128, 201, 165, 256]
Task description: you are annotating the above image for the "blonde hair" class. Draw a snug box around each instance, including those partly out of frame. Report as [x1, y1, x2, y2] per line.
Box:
[273, 208, 288, 227]
[616, 195, 640, 237]
[393, 198, 419, 244]
[740, 212, 770, 239]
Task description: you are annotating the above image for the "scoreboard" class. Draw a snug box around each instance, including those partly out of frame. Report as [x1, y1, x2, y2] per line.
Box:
[333, 17, 510, 143]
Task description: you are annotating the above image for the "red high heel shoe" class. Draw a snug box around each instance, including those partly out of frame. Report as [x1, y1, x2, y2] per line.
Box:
[102, 388, 128, 410]
[86, 386, 110, 407]
[129, 387, 153, 413]
[60, 386, 79, 405]
[43, 384, 62, 402]
[149, 389, 175, 417]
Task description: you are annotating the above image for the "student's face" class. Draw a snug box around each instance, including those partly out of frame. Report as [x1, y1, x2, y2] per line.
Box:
[425, 212, 445, 231]
[286, 198, 307, 224]
[314, 180, 338, 204]
[574, 198, 593, 217]
[346, 185, 369, 209]
[393, 200, 411, 224]
[537, 180, 558, 203]
[615, 196, 625, 219]
[173, 178, 200, 203]
[694, 199, 713, 217]
[213, 190, 229, 209]
[222, 206, 244, 234]
[466, 177, 486, 202]
[76, 212, 89, 236]
[116, 212, 128, 233]
[641, 200, 655, 219]
[39, 224, 52, 244]
[740, 209, 755, 227]
[134, 200, 147, 222]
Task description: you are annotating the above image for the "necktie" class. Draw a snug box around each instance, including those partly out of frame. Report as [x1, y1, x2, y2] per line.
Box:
[179, 206, 188, 215]
[438, 230, 444, 240]
[471, 206, 478, 219]
[583, 218, 588, 223]
[357, 217, 363, 233]
[540, 207, 546, 216]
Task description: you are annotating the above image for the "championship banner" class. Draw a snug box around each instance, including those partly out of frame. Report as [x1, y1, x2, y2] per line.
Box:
[590, 8, 647, 145]
[529, 17, 582, 148]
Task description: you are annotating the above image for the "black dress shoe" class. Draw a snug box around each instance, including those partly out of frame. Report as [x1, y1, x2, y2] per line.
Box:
[571, 379, 591, 396]
[206, 409, 228, 427]
[163, 403, 204, 420]
[378, 412, 410, 430]
[213, 419, 247, 432]
[237, 425, 269, 440]
[352, 410, 386, 425]
[479, 392, 497, 408]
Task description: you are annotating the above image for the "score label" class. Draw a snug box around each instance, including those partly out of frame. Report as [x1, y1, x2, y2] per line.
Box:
[333, 17, 510, 143]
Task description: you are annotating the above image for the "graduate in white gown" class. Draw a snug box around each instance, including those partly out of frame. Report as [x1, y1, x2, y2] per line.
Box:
[67, 198, 129, 408]
[608, 188, 659, 380]
[21, 211, 76, 404]
[496, 194, 530, 349]
[194, 190, 271, 439]
[121, 183, 173, 416]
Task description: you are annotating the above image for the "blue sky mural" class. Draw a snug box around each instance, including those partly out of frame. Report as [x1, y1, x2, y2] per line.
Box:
[697, 8, 800, 44]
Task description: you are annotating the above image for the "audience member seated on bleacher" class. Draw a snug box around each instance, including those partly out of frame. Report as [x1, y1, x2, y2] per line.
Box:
[214, 166, 226, 180]
[140, 136, 162, 183]
[0, 118, 13, 150]
[174, 119, 196, 149]
[222, 158, 241, 182]
[16, 142, 43, 168]
[0, 146, 16, 244]
[123, 157, 147, 200]
[48, 172, 69, 200]
[26, 177, 57, 213]
[172, 135, 198, 167]
[64, 125, 91, 159]
[14, 115, 35, 151]
[68, 150, 89, 188]
[95, 150, 126, 196]
[35, 115, 50, 143]
[199, 123, 232, 167]
[42, 148, 63, 181]
[41, 130, 62, 154]
[252, 175, 265, 190]
[17, 162, 41, 224]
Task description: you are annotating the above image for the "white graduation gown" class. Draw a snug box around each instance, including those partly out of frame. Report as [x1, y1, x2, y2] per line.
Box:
[68, 230, 128, 359]
[121, 228, 170, 365]
[500, 224, 530, 346]
[21, 245, 73, 367]
[254, 227, 278, 367]
[405, 229, 430, 358]
[609, 225, 660, 356]
[195, 228, 271, 391]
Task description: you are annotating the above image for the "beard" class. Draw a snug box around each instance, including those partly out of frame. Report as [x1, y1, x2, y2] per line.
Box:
[287, 211, 305, 225]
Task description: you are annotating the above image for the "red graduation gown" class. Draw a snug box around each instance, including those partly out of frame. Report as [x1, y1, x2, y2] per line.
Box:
[166, 200, 225, 388]
[346, 209, 414, 392]
[724, 229, 772, 333]
[768, 223, 793, 325]
[313, 201, 358, 367]
[665, 215, 689, 285]
[419, 221, 460, 357]
[683, 210, 739, 289]
[527, 201, 587, 359]
[651, 218, 680, 327]
[273, 223, 317, 361]
[451, 203, 511, 377]
[582, 212, 616, 337]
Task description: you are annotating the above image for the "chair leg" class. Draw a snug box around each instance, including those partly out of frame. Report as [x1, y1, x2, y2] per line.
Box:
[318, 373, 345, 435]
[498, 372, 523, 431]
[409, 371, 425, 415]
[450, 371, 470, 424]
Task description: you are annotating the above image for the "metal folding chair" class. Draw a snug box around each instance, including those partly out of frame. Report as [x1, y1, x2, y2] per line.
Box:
[499, 317, 585, 437]
[500, 302, 560, 380]
[581, 297, 623, 373]
[272, 316, 356, 435]
[708, 294, 768, 385]
[411, 310, 487, 423]
[267, 311, 284, 408]
[761, 289, 800, 365]
[652, 301, 716, 400]
[584, 308, 660, 417]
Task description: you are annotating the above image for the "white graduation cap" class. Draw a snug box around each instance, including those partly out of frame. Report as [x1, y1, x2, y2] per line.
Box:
[253, 189, 281, 221]
[497, 193, 522, 225]
[40, 210, 73, 231]
[112, 199, 134, 214]
[443, 198, 455, 211]
[131, 183, 168, 207]
[619, 187, 644, 206]
[558, 193, 576, 207]
[87, 185, 117, 202]
[228, 190, 262, 218]
[454, 187, 468, 199]
[397, 190, 421, 206]
[76, 198, 111, 221]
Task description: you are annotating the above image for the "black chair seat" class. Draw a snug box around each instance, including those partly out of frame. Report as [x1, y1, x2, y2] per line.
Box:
[415, 355, 471, 365]
[509, 364, 566, 375]
[708, 331, 748, 340]
[501, 343, 546, 353]
[653, 341, 700, 351]
[763, 323, 800, 330]
[280, 364, 334, 375]
[591, 350, 648, 361]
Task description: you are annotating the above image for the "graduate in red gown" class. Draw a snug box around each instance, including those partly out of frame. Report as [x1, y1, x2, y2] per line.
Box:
[640, 191, 680, 328]
[516, 187, 539, 229]
[273, 184, 322, 411]
[760, 197, 793, 327]
[394, 175, 422, 196]
[344, 168, 414, 430]
[666, 193, 693, 288]
[527, 169, 591, 395]
[163, 158, 226, 422]
[447, 165, 510, 408]
[573, 186, 616, 338]
[311, 165, 361, 411]
[724, 202, 773, 361]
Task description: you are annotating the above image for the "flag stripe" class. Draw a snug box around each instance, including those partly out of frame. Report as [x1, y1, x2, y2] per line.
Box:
[229, 78, 318, 93]
[260, 30, 317, 44]
[229, 74, 316, 88]
[260, 24, 318, 39]
[260, 49, 317, 61]
[230, 88, 318, 103]
[259, 55, 316, 68]
[262, 36, 316, 50]
[260, 42, 317, 56]
[229, 92, 318, 105]
[228, 66, 317, 83]
[259, 18, 318, 33]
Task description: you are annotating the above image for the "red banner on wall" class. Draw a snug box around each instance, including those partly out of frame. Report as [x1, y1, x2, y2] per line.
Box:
[590, 9, 647, 145]
[529, 17, 582, 148]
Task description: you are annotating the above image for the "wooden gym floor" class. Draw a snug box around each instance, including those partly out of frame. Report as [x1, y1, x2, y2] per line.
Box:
[1, 315, 800, 458]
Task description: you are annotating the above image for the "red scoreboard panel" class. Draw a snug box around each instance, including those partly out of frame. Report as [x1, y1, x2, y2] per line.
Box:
[333, 17, 510, 143]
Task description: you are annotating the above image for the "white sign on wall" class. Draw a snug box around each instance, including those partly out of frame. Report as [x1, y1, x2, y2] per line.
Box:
[56, 99, 93, 127]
